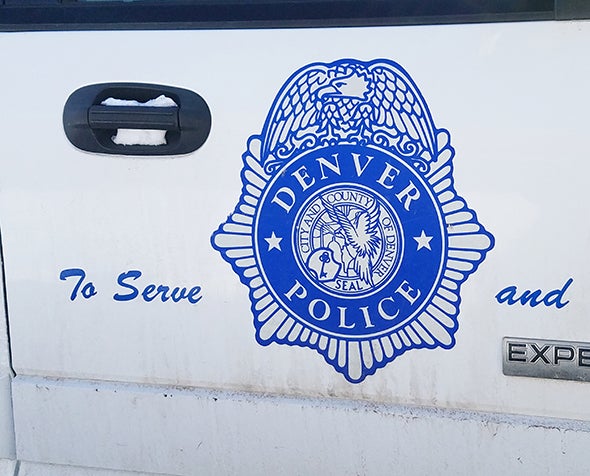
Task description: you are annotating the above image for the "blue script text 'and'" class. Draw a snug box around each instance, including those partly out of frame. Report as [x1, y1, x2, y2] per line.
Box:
[495, 278, 573, 309]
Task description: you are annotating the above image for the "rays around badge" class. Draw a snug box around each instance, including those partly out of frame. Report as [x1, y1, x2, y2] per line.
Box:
[211, 59, 494, 383]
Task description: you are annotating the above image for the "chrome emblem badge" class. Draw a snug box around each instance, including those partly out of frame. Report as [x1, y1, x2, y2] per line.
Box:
[212, 59, 494, 382]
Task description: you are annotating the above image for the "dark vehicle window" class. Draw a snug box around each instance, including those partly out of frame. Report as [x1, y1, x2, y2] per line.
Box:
[1, 0, 589, 31]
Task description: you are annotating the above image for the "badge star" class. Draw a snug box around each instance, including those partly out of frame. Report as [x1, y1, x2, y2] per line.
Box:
[265, 232, 283, 251]
[414, 230, 433, 251]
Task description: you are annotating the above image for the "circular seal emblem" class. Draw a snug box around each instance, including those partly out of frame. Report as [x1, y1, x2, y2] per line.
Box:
[255, 145, 445, 340]
[212, 59, 494, 383]
[294, 184, 402, 298]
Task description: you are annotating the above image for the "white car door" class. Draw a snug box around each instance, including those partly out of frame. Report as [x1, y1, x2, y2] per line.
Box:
[1, 2, 590, 474]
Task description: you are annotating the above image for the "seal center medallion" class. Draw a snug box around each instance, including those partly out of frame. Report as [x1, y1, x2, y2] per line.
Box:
[293, 184, 403, 298]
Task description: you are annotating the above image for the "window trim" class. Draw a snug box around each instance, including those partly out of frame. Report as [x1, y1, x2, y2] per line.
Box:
[0, 0, 588, 32]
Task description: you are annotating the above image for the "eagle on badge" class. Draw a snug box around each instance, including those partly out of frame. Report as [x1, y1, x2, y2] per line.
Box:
[320, 195, 381, 287]
[260, 60, 437, 171]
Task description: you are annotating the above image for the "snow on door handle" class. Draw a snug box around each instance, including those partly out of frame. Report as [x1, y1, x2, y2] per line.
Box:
[63, 83, 211, 156]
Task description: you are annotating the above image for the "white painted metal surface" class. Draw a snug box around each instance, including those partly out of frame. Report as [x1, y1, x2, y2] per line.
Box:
[12, 376, 590, 476]
[0, 264, 15, 460]
[17, 461, 169, 476]
[0, 19, 589, 473]
[1, 459, 169, 476]
[0, 459, 15, 476]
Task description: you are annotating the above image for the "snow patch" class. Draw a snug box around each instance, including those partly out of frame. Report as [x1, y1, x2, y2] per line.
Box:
[101, 95, 177, 146]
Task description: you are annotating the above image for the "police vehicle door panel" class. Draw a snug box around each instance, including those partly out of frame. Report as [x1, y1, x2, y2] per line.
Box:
[1, 3, 590, 474]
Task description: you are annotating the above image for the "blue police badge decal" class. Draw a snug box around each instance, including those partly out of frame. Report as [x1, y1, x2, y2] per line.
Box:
[212, 59, 494, 383]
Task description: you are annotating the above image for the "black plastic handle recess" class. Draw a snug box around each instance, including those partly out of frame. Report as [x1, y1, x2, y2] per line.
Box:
[63, 83, 211, 156]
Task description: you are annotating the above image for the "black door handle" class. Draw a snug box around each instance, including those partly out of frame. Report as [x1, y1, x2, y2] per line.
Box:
[88, 105, 179, 131]
[63, 83, 211, 156]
